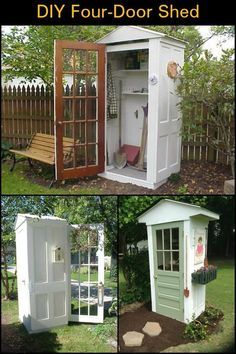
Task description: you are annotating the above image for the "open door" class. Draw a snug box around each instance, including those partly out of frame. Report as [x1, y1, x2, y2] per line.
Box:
[54, 40, 105, 181]
[70, 224, 104, 323]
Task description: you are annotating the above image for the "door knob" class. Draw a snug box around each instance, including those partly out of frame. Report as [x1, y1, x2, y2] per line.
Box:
[154, 275, 157, 279]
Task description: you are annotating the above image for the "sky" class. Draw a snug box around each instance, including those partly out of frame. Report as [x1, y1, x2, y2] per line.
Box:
[1, 25, 235, 58]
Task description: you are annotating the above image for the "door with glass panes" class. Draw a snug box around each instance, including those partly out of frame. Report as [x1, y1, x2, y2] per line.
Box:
[54, 41, 105, 181]
[152, 222, 184, 322]
[70, 224, 104, 323]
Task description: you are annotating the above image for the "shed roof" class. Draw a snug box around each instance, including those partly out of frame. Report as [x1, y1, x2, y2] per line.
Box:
[138, 199, 219, 225]
[97, 26, 187, 46]
[15, 214, 67, 231]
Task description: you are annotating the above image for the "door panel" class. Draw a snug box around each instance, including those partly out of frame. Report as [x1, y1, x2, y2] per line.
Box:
[70, 224, 104, 323]
[153, 222, 184, 322]
[29, 224, 69, 332]
[54, 41, 105, 181]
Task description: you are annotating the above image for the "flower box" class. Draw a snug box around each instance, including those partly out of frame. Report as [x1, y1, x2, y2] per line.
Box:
[191, 265, 217, 285]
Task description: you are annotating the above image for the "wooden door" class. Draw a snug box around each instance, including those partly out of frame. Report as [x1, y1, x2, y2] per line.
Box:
[70, 224, 104, 323]
[29, 221, 69, 332]
[54, 40, 105, 180]
[152, 222, 184, 322]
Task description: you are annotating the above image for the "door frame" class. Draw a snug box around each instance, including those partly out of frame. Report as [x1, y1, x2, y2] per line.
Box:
[151, 221, 184, 322]
[69, 224, 105, 324]
[54, 40, 106, 181]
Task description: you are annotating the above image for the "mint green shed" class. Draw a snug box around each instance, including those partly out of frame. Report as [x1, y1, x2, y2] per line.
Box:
[138, 199, 219, 323]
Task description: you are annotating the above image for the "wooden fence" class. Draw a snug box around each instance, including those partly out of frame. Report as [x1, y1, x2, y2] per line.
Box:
[1, 85, 233, 165]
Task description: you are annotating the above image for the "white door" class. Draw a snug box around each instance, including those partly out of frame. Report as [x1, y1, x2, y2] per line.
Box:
[70, 224, 104, 323]
[28, 222, 69, 332]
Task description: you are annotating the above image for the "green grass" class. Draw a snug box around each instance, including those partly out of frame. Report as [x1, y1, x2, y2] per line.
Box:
[1, 161, 100, 194]
[2, 270, 117, 352]
[162, 259, 235, 352]
[2, 299, 116, 352]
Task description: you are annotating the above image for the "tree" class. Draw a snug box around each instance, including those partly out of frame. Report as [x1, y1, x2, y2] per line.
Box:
[2, 26, 115, 85]
[177, 49, 235, 177]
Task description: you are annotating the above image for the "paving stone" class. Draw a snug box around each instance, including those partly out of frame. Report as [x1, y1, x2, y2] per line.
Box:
[142, 321, 162, 337]
[224, 179, 235, 194]
[122, 331, 144, 347]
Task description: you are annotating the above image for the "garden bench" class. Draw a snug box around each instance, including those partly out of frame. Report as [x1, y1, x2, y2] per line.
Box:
[9, 133, 76, 187]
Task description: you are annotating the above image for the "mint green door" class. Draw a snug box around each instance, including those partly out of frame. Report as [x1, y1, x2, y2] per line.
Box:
[152, 222, 184, 322]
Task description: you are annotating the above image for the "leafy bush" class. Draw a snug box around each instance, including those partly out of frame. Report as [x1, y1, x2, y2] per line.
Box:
[184, 314, 208, 341]
[88, 317, 117, 341]
[184, 306, 224, 341]
[168, 173, 181, 183]
[120, 250, 150, 305]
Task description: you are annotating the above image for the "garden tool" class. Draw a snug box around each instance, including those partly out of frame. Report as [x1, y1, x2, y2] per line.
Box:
[184, 236, 190, 297]
[136, 103, 148, 170]
[113, 80, 127, 169]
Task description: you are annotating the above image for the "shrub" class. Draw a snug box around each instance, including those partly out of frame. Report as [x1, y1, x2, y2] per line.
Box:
[120, 250, 151, 304]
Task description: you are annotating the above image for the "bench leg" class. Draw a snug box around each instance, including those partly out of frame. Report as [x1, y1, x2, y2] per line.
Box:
[28, 158, 33, 168]
[10, 154, 16, 172]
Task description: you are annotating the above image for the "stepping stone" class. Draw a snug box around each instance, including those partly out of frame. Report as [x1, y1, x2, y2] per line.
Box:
[123, 331, 144, 347]
[142, 321, 162, 337]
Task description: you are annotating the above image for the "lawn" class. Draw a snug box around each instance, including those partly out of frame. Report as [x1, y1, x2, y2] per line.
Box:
[1, 161, 100, 195]
[1, 272, 117, 352]
[120, 259, 235, 353]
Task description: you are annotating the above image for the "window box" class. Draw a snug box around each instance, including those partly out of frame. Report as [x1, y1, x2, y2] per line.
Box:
[191, 265, 217, 284]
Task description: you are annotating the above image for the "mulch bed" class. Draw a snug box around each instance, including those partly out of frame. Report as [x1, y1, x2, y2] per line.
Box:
[119, 303, 191, 352]
[4, 159, 232, 194]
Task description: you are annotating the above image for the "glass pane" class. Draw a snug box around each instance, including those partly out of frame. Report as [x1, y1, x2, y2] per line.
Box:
[156, 230, 163, 250]
[71, 293, 79, 315]
[80, 251, 89, 265]
[71, 252, 79, 265]
[79, 299, 88, 315]
[172, 228, 179, 250]
[75, 50, 86, 72]
[89, 285, 98, 316]
[172, 252, 179, 271]
[90, 266, 98, 282]
[74, 123, 85, 144]
[87, 51, 98, 72]
[63, 123, 74, 139]
[75, 99, 85, 121]
[86, 99, 97, 120]
[88, 229, 98, 247]
[79, 265, 88, 283]
[63, 49, 74, 71]
[164, 229, 170, 250]
[164, 251, 171, 271]
[63, 99, 73, 121]
[87, 75, 97, 96]
[71, 264, 79, 282]
[87, 122, 97, 143]
[90, 248, 98, 265]
[75, 74, 86, 96]
[63, 74, 73, 96]
[87, 145, 97, 166]
[157, 251, 163, 270]
[75, 145, 86, 167]
[63, 145, 73, 169]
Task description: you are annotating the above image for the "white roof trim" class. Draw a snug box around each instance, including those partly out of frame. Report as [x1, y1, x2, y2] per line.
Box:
[15, 214, 67, 230]
[138, 199, 219, 221]
[97, 26, 187, 45]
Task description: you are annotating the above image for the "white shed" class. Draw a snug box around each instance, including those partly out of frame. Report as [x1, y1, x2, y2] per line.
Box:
[52, 26, 186, 189]
[138, 199, 219, 323]
[15, 214, 105, 333]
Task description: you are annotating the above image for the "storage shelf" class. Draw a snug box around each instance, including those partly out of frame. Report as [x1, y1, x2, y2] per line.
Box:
[122, 92, 148, 95]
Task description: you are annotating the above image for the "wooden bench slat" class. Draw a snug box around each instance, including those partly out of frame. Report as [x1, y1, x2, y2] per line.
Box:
[10, 133, 77, 168]
[10, 149, 54, 165]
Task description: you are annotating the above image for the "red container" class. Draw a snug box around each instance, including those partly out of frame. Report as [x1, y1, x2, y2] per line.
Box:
[120, 145, 140, 165]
